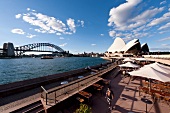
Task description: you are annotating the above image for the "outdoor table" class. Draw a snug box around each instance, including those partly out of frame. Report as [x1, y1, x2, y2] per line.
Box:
[92, 83, 104, 95]
[92, 83, 101, 88]
[102, 79, 110, 85]
[78, 91, 92, 101]
[141, 97, 152, 113]
[93, 83, 104, 90]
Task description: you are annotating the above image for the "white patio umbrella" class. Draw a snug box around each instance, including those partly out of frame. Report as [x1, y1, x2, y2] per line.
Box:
[144, 62, 170, 74]
[155, 62, 170, 70]
[123, 58, 135, 62]
[129, 66, 170, 82]
[135, 58, 149, 61]
[119, 62, 140, 68]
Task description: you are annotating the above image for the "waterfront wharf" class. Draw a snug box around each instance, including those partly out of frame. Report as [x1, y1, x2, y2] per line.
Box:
[0, 60, 121, 113]
[90, 70, 170, 113]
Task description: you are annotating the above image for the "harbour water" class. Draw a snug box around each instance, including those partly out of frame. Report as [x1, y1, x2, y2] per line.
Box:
[0, 57, 107, 85]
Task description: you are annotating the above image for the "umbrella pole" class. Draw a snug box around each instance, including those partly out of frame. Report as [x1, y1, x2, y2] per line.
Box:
[149, 79, 151, 92]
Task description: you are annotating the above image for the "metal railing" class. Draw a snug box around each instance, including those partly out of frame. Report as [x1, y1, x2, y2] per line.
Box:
[40, 62, 118, 105]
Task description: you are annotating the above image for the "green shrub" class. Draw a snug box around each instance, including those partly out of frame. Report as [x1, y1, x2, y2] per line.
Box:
[75, 103, 92, 113]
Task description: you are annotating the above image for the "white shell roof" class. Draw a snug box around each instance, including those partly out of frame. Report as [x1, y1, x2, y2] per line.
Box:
[121, 39, 139, 52]
[141, 43, 147, 47]
[107, 37, 125, 53]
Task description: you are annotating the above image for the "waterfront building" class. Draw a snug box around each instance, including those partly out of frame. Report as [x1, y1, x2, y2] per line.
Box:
[105, 38, 149, 57]
[141, 43, 149, 53]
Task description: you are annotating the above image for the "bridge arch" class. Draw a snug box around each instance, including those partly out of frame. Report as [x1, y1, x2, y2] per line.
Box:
[15, 43, 65, 53]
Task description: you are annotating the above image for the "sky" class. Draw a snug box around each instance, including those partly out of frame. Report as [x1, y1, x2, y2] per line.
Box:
[0, 0, 170, 54]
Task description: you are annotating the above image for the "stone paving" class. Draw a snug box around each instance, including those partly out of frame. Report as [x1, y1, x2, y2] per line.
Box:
[91, 71, 170, 113]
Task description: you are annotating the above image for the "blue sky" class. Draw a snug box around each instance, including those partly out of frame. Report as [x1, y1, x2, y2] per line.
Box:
[0, 0, 170, 54]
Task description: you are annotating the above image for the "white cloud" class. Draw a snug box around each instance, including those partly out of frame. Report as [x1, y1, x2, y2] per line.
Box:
[67, 18, 76, 33]
[160, 1, 166, 5]
[162, 44, 170, 47]
[27, 8, 30, 11]
[133, 25, 145, 33]
[15, 14, 22, 19]
[108, 0, 142, 27]
[59, 37, 64, 39]
[100, 34, 104, 36]
[132, 7, 164, 21]
[48, 30, 56, 34]
[109, 30, 116, 37]
[59, 43, 67, 47]
[158, 36, 170, 41]
[78, 20, 84, 27]
[158, 22, 170, 30]
[11, 29, 25, 35]
[80, 21, 84, 27]
[22, 12, 67, 33]
[107, 0, 166, 41]
[129, 7, 164, 29]
[108, 0, 163, 31]
[35, 29, 46, 33]
[159, 30, 170, 34]
[64, 32, 73, 35]
[148, 12, 170, 26]
[16, 9, 84, 35]
[56, 33, 62, 35]
[122, 37, 134, 42]
[116, 33, 123, 37]
[26, 33, 36, 38]
[91, 44, 96, 46]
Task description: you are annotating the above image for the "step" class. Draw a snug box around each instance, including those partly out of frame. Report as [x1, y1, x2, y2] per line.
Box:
[23, 104, 44, 113]
[10, 100, 44, 113]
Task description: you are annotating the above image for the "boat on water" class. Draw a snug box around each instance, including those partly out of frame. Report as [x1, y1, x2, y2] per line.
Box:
[41, 56, 54, 59]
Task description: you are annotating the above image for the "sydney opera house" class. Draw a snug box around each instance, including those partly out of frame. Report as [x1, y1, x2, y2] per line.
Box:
[105, 38, 149, 57]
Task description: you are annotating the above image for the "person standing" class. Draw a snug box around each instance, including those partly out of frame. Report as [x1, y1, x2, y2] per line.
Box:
[106, 87, 114, 110]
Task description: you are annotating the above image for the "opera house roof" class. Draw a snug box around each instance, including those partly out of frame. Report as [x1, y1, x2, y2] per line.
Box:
[107, 38, 149, 55]
[107, 37, 125, 53]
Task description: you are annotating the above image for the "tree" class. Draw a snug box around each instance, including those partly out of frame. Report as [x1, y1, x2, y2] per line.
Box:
[75, 103, 92, 113]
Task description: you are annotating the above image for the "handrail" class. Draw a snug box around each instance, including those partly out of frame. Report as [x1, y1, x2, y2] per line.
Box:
[47, 64, 115, 94]
[48, 72, 97, 94]
[41, 62, 117, 105]
[41, 86, 48, 105]
[53, 76, 98, 103]
[41, 86, 48, 94]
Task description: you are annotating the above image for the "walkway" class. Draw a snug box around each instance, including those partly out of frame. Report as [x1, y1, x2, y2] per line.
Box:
[91, 71, 170, 113]
[0, 62, 117, 113]
[145, 58, 170, 65]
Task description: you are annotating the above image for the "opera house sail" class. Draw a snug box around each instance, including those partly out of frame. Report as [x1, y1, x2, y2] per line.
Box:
[105, 38, 149, 57]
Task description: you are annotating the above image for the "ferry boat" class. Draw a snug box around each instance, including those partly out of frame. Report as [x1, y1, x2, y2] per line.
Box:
[41, 56, 54, 59]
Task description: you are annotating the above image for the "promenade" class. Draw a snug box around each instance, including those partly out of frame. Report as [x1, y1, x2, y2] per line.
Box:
[0, 61, 117, 113]
[88, 69, 170, 113]
[55, 66, 170, 113]
[0, 58, 170, 113]
[145, 58, 170, 65]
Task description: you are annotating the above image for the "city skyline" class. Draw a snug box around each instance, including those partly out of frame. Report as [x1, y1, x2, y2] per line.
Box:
[0, 0, 170, 54]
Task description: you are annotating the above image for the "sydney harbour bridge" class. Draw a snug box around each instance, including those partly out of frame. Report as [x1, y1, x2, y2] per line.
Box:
[0, 42, 70, 57]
